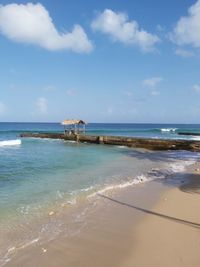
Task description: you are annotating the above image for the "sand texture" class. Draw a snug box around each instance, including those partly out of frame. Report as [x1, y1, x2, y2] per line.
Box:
[124, 172, 200, 267]
[4, 169, 200, 267]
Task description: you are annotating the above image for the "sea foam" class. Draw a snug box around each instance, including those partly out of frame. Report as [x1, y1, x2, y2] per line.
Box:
[160, 128, 177, 132]
[0, 139, 21, 147]
[191, 136, 200, 141]
[88, 158, 195, 199]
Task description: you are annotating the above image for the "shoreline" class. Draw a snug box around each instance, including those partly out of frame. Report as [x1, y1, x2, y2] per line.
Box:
[2, 175, 176, 267]
[1, 147, 189, 266]
[4, 180, 169, 267]
[3, 161, 200, 267]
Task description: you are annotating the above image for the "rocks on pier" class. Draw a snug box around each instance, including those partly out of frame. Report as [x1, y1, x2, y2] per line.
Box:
[20, 132, 200, 152]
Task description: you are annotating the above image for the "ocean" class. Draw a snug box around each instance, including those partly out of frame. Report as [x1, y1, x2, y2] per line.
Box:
[0, 122, 200, 266]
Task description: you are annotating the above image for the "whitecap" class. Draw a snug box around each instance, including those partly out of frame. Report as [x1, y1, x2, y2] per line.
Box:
[160, 128, 177, 133]
[190, 136, 200, 141]
[0, 139, 21, 147]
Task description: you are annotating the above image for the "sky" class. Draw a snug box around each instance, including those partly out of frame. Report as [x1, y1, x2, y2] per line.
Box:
[0, 0, 200, 123]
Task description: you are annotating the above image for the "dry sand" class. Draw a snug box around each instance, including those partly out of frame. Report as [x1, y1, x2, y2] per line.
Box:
[5, 167, 200, 267]
[124, 170, 200, 267]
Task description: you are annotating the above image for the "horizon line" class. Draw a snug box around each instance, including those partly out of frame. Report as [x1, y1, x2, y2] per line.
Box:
[0, 121, 200, 125]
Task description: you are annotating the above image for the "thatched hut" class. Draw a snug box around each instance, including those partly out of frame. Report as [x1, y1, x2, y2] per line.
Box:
[61, 119, 86, 135]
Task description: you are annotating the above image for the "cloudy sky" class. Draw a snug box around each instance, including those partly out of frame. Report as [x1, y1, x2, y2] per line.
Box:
[0, 0, 200, 123]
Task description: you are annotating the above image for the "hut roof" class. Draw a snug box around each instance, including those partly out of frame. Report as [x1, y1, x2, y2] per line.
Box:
[61, 119, 86, 125]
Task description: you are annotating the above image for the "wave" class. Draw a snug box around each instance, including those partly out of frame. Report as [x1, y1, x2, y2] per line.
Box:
[88, 158, 195, 199]
[190, 136, 200, 141]
[0, 154, 196, 267]
[160, 128, 177, 133]
[0, 139, 21, 147]
[1, 238, 39, 266]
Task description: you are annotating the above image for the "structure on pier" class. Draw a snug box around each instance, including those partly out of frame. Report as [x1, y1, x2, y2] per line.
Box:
[61, 119, 86, 135]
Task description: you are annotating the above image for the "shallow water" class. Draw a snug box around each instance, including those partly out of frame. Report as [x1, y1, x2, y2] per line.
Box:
[0, 122, 200, 266]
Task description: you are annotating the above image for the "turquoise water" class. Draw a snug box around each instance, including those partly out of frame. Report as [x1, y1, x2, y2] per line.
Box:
[0, 136, 126, 223]
[0, 122, 200, 265]
[1, 122, 200, 220]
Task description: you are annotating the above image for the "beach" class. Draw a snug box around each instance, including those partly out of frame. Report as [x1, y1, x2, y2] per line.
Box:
[4, 162, 200, 267]
[1, 123, 200, 266]
[1, 0, 200, 265]
[124, 168, 200, 267]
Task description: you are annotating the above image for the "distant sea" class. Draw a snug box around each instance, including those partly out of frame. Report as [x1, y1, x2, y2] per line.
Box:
[0, 122, 200, 266]
[1, 122, 200, 140]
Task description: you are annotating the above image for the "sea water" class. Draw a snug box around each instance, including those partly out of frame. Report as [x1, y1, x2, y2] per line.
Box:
[0, 122, 200, 265]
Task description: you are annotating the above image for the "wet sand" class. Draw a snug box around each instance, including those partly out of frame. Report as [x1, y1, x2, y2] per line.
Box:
[4, 181, 167, 267]
[5, 166, 200, 267]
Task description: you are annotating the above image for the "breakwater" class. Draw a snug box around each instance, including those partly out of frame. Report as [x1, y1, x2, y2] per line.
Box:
[20, 133, 200, 151]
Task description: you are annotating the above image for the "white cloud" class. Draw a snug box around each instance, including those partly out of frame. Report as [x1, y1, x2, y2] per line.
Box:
[35, 97, 48, 114]
[142, 77, 163, 88]
[0, 3, 93, 53]
[171, 0, 200, 48]
[0, 102, 6, 116]
[91, 9, 160, 52]
[174, 48, 194, 58]
[193, 84, 200, 92]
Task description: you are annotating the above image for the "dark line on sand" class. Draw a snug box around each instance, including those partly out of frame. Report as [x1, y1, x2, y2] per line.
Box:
[98, 194, 200, 229]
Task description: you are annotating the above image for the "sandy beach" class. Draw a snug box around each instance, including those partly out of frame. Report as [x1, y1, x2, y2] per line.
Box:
[1, 0, 200, 265]
[4, 162, 200, 267]
[124, 170, 200, 267]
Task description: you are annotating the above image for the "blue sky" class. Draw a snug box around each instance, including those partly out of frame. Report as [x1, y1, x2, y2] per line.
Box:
[0, 0, 200, 123]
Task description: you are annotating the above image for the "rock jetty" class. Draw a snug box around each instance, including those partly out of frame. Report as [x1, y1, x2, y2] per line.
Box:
[20, 132, 200, 152]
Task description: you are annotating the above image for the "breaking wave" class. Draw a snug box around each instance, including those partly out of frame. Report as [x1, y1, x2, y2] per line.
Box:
[0, 139, 21, 147]
[160, 128, 177, 133]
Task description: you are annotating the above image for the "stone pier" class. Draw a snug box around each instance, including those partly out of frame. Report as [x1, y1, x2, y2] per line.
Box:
[20, 132, 200, 152]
